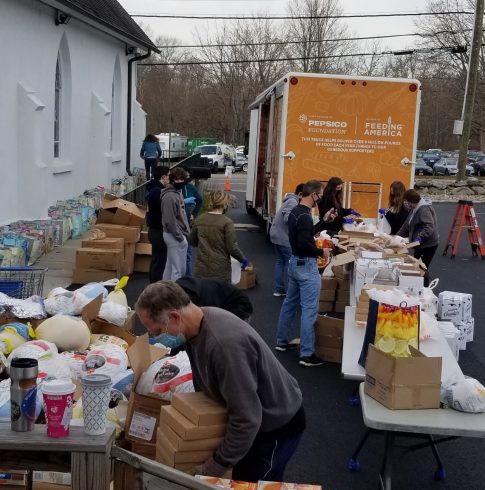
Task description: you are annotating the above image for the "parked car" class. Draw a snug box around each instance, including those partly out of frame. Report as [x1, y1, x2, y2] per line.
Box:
[233, 155, 248, 173]
[414, 159, 433, 176]
[433, 158, 474, 176]
[472, 156, 485, 175]
[416, 150, 425, 159]
[422, 153, 441, 167]
[427, 148, 442, 155]
[467, 150, 484, 163]
[236, 145, 246, 155]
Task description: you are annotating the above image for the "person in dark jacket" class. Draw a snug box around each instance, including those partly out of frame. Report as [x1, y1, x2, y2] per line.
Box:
[140, 134, 162, 180]
[317, 177, 360, 235]
[146, 166, 170, 283]
[379, 181, 409, 235]
[397, 189, 439, 286]
[176, 276, 253, 321]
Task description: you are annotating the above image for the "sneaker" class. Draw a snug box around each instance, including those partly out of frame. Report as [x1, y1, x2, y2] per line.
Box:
[273, 292, 286, 297]
[275, 343, 299, 352]
[299, 354, 324, 367]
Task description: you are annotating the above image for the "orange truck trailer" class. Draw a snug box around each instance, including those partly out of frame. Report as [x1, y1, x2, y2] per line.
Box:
[245, 73, 421, 225]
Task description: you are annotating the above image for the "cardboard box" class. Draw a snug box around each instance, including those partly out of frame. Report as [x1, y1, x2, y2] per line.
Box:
[155, 444, 199, 472]
[161, 405, 226, 441]
[75, 248, 122, 271]
[321, 277, 338, 290]
[334, 301, 347, 313]
[195, 477, 257, 489]
[319, 289, 336, 302]
[158, 424, 223, 452]
[336, 288, 350, 302]
[32, 484, 71, 490]
[72, 268, 119, 284]
[315, 336, 343, 363]
[315, 315, 344, 337]
[318, 301, 333, 313]
[364, 344, 442, 409]
[140, 231, 150, 243]
[438, 291, 473, 323]
[134, 255, 151, 273]
[135, 242, 152, 255]
[97, 198, 146, 227]
[81, 237, 125, 257]
[123, 242, 136, 275]
[0, 470, 28, 486]
[171, 392, 227, 426]
[131, 440, 156, 460]
[336, 278, 350, 291]
[157, 430, 214, 464]
[32, 473, 71, 486]
[236, 269, 257, 290]
[125, 335, 171, 444]
[94, 223, 141, 243]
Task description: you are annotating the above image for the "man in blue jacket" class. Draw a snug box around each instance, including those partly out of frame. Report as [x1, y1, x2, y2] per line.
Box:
[146, 166, 170, 282]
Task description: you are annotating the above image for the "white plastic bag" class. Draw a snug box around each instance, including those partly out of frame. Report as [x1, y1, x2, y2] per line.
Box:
[82, 344, 128, 380]
[8, 340, 58, 364]
[231, 257, 241, 285]
[135, 351, 194, 401]
[377, 216, 392, 234]
[441, 374, 485, 413]
[98, 301, 128, 326]
[44, 291, 90, 316]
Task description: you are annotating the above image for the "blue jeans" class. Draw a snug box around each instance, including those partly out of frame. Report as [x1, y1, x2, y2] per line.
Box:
[186, 243, 193, 277]
[273, 244, 292, 294]
[276, 256, 321, 357]
[232, 431, 303, 483]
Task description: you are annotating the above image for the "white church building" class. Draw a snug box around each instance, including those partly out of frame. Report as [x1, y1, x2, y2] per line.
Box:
[0, 0, 158, 224]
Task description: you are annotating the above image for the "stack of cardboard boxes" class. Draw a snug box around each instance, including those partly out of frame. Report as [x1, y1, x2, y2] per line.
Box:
[315, 314, 344, 363]
[157, 393, 227, 472]
[134, 231, 152, 273]
[438, 291, 474, 352]
[72, 196, 148, 283]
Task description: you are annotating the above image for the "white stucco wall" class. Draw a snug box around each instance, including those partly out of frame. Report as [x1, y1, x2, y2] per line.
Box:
[0, 0, 147, 224]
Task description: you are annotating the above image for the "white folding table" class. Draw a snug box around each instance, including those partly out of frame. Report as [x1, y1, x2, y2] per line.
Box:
[360, 384, 485, 489]
[341, 305, 469, 489]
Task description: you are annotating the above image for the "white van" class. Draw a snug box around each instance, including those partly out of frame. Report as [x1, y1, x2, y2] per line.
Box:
[193, 143, 236, 172]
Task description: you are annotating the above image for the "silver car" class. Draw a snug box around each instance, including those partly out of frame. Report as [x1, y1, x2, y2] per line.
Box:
[433, 158, 474, 176]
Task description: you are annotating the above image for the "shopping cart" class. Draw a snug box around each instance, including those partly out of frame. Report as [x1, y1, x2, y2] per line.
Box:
[0, 267, 48, 299]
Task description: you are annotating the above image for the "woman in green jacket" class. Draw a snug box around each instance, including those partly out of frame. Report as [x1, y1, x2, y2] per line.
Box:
[189, 191, 249, 282]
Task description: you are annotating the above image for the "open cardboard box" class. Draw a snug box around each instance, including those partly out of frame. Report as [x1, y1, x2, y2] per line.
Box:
[364, 344, 442, 409]
[97, 197, 146, 228]
[124, 334, 171, 444]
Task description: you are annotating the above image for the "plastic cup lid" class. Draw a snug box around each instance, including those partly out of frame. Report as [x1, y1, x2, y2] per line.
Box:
[80, 374, 112, 388]
[11, 358, 38, 369]
[41, 379, 76, 395]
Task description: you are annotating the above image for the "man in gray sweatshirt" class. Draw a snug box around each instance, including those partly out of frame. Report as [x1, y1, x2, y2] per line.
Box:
[135, 281, 305, 483]
[269, 183, 304, 296]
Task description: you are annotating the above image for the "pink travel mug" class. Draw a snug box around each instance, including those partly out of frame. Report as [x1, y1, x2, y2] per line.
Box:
[41, 379, 76, 438]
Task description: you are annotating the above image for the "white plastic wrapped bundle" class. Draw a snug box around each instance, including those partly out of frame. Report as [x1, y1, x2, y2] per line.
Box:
[8, 339, 58, 364]
[60, 351, 88, 379]
[82, 344, 128, 380]
[98, 301, 128, 327]
[36, 315, 91, 352]
[441, 374, 485, 413]
[44, 290, 91, 316]
[136, 351, 194, 401]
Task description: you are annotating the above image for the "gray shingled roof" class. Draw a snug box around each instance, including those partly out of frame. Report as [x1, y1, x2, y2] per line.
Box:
[56, 0, 159, 52]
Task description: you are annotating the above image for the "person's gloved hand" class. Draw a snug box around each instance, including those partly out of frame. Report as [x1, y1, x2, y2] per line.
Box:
[241, 259, 250, 270]
[378, 208, 387, 216]
[184, 196, 196, 206]
[414, 236, 422, 243]
[344, 218, 354, 224]
[350, 209, 361, 217]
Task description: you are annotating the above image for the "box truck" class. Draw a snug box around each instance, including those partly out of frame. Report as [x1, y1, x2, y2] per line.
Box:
[245, 73, 421, 223]
[156, 133, 188, 160]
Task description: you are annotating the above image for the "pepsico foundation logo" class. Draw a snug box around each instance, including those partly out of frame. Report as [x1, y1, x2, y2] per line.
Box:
[299, 114, 308, 123]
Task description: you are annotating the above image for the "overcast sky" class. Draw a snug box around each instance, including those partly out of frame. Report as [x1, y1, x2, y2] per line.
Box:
[119, 0, 428, 52]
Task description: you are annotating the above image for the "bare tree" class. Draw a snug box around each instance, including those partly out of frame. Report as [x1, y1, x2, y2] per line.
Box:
[285, 0, 354, 73]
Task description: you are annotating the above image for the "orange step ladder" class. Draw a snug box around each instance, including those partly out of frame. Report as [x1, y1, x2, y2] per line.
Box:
[443, 200, 485, 259]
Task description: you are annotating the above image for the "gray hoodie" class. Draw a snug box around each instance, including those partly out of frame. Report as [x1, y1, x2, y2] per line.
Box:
[160, 185, 190, 242]
[269, 193, 299, 247]
[397, 198, 439, 248]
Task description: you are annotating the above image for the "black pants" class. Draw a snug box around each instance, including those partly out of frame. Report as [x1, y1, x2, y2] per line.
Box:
[144, 158, 158, 180]
[148, 228, 167, 283]
[414, 245, 438, 287]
